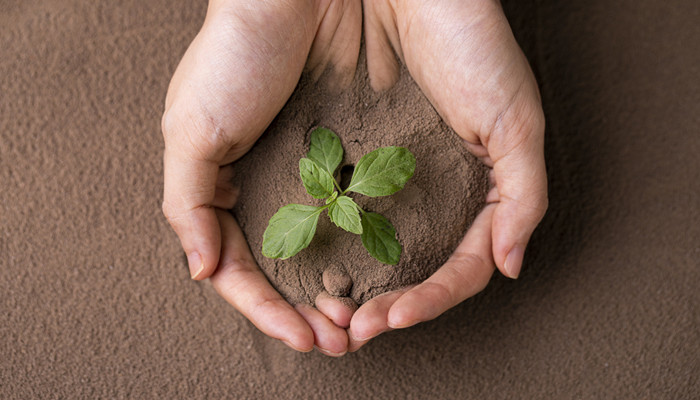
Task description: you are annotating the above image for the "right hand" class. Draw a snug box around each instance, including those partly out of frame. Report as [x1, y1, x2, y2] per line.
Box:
[341, 0, 548, 351]
[161, 0, 361, 355]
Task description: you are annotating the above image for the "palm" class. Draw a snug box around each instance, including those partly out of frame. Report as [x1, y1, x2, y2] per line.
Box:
[162, 1, 362, 355]
[337, 0, 547, 350]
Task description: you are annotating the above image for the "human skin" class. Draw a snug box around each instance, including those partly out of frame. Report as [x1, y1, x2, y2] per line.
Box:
[161, 0, 547, 356]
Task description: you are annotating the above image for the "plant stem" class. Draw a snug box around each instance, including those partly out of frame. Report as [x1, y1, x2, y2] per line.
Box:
[332, 178, 342, 193]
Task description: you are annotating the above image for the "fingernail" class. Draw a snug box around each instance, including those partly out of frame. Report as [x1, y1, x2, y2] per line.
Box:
[314, 345, 347, 357]
[282, 340, 312, 353]
[387, 318, 418, 330]
[505, 246, 524, 279]
[187, 251, 204, 280]
[349, 331, 379, 343]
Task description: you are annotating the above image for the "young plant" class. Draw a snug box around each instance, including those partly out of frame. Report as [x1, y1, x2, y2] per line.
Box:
[262, 127, 416, 265]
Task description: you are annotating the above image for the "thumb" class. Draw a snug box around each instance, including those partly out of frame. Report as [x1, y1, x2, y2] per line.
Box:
[489, 104, 548, 279]
[161, 113, 224, 281]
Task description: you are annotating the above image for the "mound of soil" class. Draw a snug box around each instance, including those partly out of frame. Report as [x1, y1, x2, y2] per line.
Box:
[231, 67, 488, 306]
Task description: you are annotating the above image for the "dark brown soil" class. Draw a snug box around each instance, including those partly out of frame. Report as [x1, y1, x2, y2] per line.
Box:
[231, 65, 489, 306]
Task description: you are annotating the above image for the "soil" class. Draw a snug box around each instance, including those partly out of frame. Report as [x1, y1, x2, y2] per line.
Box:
[231, 65, 489, 306]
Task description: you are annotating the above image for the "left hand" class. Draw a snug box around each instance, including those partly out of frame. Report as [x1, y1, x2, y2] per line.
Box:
[162, 0, 363, 356]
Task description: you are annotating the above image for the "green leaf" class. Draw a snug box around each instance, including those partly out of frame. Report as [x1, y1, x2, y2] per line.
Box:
[325, 191, 338, 204]
[299, 158, 335, 199]
[262, 204, 324, 259]
[328, 196, 363, 234]
[360, 212, 401, 265]
[346, 147, 416, 197]
[307, 127, 343, 176]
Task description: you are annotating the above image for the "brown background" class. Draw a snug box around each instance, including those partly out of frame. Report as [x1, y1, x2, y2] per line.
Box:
[1, 0, 698, 398]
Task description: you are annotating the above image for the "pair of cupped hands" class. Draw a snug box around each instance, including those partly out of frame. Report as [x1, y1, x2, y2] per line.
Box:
[162, 0, 547, 356]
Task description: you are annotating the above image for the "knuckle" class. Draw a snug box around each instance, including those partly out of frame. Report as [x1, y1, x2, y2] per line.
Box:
[161, 106, 233, 161]
[490, 92, 545, 154]
[451, 253, 491, 292]
[421, 281, 456, 308]
[530, 186, 549, 221]
[204, 120, 235, 154]
[161, 109, 174, 139]
[539, 194, 549, 217]
[161, 201, 181, 225]
[219, 256, 252, 274]
[516, 193, 548, 224]
[215, 253, 259, 281]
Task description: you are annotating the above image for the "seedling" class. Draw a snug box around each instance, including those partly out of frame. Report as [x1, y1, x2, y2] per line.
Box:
[262, 127, 416, 264]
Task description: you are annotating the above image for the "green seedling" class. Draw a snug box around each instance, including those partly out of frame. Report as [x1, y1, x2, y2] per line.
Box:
[262, 127, 416, 265]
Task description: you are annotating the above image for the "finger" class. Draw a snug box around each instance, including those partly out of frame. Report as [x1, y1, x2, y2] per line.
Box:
[307, 0, 362, 89]
[387, 205, 496, 329]
[347, 289, 410, 352]
[315, 291, 357, 329]
[212, 165, 239, 210]
[296, 304, 349, 357]
[490, 109, 548, 278]
[464, 141, 494, 167]
[486, 186, 500, 204]
[162, 140, 221, 280]
[363, 0, 402, 91]
[209, 210, 314, 353]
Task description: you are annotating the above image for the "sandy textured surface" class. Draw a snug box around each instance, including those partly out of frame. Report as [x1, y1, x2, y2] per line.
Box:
[1, 0, 698, 398]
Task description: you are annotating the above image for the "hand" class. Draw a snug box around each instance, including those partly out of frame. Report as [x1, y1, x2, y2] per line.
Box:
[161, 0, 362, 355]
[335, 0, 548, 351]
